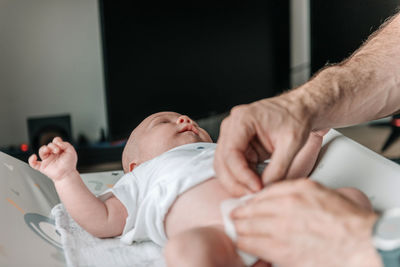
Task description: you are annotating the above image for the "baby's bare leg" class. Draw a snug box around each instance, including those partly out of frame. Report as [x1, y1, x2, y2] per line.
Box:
[336, 187, 372, 211]
[164, 225, 244, 267]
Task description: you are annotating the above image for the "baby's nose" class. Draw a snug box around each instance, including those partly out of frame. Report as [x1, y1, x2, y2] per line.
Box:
[176, 115, 193, 124]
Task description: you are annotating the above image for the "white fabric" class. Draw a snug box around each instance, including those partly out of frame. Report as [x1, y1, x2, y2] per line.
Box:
[52, 203, 165, 267]
[220, 161, 269, 266]
[221, 195, 258, 266]
[99, 142, 216, 246]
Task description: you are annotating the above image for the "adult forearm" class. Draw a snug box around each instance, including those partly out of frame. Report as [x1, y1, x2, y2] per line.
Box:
[293, 13, 400, 130]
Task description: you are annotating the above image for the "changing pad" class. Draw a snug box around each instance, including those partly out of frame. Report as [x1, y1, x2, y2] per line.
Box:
[0, 129, 399, 266]
[311, 130, 400, 211]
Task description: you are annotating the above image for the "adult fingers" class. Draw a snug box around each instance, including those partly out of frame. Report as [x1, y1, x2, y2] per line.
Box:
[214, 152, 250, 196]
[223, 110, 263, 192]
[252, 260, 272, 267]
[261, 134, 306, 185]
[227, 150, 263, 193]
[313, 128, 330, 137]
[231, 198, 281, 219]
[231, 179, 322, 213]
[234, 217, 279, 237]
[285, 131, 324, 179]
[258, 179, 322, 201]
[220, 165, 253, 196]
[236, 235, 286, 264]
[215, 113, 261, 195]
[244, 143, 259, 167]
[248, 138, 270, 163]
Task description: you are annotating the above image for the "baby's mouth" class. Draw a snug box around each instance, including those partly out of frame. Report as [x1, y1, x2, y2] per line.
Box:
[178, 125, 199, 135]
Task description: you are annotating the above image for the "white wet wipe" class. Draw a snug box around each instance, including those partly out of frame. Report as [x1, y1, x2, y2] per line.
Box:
[220, 161, 269, 266]
[221, 194, 257, 266]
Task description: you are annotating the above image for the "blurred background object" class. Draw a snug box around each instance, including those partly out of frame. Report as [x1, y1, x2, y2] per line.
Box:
[27, 114, 73, 154]
[0, 0, 399, 171]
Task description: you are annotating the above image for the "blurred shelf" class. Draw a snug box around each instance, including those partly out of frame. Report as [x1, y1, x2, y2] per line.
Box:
[1, 142, 125, 173]
[336, 124, 400, 161]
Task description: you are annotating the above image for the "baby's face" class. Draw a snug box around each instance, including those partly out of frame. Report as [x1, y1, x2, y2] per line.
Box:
[127, 112, 212, 167]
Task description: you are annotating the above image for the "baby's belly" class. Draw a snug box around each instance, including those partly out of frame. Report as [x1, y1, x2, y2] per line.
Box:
[164, 177, 234, 238]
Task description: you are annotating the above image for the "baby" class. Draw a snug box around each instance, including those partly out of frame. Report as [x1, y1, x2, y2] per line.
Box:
[29, 111, 371, 267]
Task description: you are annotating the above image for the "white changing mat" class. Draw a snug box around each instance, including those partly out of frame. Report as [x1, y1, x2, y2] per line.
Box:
[311, 130, 400, 211]
[52, 203, 164, 267]
[1, 129, 400, 266]
[54, 171, 165, 267]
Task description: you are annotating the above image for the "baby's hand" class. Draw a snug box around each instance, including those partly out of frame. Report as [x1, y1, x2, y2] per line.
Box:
[28, 137, 78, 182]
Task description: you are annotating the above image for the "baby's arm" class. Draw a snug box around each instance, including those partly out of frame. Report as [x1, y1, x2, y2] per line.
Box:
[29, 137, 127, 238]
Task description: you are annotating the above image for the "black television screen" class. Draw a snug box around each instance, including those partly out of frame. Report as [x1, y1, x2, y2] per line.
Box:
[311, 0, 399, 74]
[99, 2, 290, 141]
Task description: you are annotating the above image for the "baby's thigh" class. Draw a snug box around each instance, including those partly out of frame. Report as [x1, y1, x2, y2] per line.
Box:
[335, 187, 372, 211]
[165, 178, 232, 238]
[164, 225, 244, 267]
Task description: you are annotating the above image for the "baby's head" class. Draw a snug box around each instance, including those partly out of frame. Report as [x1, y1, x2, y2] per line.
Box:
[122, 111, 213, 173]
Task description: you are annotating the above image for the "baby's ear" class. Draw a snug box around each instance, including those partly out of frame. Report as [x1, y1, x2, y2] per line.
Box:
[129, 161, 137, 172]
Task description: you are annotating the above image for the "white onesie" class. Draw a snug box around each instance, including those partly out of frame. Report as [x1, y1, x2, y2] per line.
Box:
[99, 142, 258, 266]
[99, 142, 216, 246]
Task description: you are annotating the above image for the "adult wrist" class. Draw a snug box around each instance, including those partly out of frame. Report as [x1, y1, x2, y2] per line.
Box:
[289, 64, 355, 131]
[372, 208, 400, 267]
[348, 212, 382, 267]
[281, 87, 318, 131]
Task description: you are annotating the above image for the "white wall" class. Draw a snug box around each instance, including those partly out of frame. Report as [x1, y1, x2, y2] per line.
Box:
[0, 0, 107, 147]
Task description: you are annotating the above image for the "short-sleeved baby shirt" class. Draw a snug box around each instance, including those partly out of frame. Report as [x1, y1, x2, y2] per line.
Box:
[99, 142, 216, 246]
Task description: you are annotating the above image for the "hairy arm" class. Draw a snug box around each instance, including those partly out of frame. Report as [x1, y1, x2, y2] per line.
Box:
[292, 13, 400, 130]
[214, 12, 400, 191]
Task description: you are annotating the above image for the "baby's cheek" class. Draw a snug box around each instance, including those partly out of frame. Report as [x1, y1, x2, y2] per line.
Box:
[139, 141, 166, 162]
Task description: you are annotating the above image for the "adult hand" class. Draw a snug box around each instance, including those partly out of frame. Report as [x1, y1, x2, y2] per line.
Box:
[252, 260, 271, 267]
[231, 179, 381, 267]
[215, 95, 315, 196]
